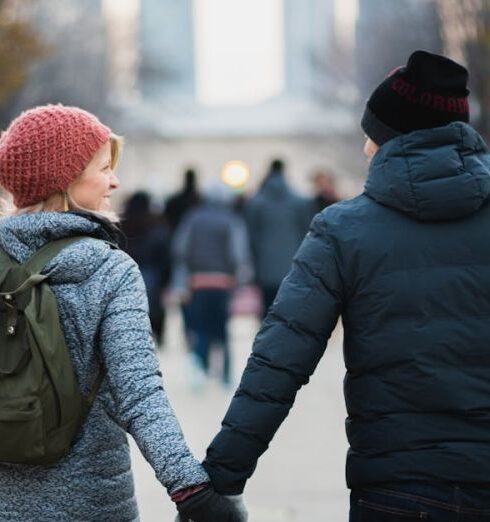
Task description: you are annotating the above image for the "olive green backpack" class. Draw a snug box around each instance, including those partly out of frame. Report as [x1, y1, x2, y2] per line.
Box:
[0, 236, 108, 465]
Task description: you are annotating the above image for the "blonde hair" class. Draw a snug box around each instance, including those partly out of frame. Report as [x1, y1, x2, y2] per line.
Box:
[0, 133, 123, 222]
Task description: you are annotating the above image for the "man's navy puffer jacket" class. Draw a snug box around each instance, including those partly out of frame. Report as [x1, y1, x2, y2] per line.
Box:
[203, 122, 490, 493]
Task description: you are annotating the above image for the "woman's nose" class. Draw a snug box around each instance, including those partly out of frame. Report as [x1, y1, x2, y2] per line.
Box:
[110, 172, 120, 189]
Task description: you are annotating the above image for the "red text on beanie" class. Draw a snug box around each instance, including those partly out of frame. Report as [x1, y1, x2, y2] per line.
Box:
[0, 104, 111, 208]
[361, 50, 470, 146]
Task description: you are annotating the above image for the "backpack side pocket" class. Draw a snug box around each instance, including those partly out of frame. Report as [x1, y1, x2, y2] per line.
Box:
[0, 396, 44, 463]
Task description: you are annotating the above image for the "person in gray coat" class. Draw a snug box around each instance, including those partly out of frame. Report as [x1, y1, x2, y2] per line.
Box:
[172, 182, 252, 389]
[0, 105, 247, 522]
[245, 159, 310, 316]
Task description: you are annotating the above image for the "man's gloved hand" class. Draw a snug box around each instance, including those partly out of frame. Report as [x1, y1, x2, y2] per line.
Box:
[175, 487, 248, 522]
[223, 495, 248, 521]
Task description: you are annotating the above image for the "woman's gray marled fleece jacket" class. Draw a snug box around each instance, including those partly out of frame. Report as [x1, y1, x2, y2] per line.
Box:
[0, 212, 209, 521]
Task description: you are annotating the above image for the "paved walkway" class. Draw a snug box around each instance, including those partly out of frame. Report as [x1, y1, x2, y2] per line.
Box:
[130, 307, 350, 521]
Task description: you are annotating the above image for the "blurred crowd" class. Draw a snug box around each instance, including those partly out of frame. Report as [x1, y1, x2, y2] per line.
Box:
[120, 160, 341, 390]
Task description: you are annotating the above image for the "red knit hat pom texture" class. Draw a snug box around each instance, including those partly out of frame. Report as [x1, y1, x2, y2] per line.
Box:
[0, 104, 111, 208]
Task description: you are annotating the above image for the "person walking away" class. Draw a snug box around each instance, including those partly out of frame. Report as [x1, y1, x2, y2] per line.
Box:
[164, 168, 202, 349]
[244, 158, 310, 317]
[201, 51, 490, 520]
[121, 191, 170, 346]
[163, 168, 201, 234]
[0, 105, 246, 522]
[172, 182, 252, 390]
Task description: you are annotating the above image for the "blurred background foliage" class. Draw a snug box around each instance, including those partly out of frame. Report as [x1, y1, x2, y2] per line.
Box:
[0, 0, 45, 111]
[0, 0, 108, 127]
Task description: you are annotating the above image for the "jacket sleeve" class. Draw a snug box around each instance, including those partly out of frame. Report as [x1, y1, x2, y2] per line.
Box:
[202, 213, 344, 494]
[98, 257, 209, 494]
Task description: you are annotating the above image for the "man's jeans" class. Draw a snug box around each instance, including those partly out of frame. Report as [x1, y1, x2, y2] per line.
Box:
[350, 481, 490, 521]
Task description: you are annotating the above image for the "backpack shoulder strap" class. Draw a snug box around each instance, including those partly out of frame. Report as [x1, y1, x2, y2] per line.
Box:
[24, 236, 118, 274]
[24, 236, 117, 409]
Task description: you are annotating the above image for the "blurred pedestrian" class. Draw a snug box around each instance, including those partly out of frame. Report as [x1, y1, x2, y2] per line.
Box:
[164, 168, 202, 349]
[0, 104, 246, 522]
[202, 51, 490, 520]
[172, 182, 252, 390]
[121, 191, 170, 346]
[245, 158, 310, 317]
[310, 169, 339, 215]
[164, 168, 201, 234]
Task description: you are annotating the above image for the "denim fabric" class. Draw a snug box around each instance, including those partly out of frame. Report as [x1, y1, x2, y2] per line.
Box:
[190, 289, 230, 383]
[181, 302, 194, 340]
[350, 482, 490, 521]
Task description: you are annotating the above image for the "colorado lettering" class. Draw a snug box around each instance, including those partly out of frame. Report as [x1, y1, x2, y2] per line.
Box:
[391, 78, 468, 113]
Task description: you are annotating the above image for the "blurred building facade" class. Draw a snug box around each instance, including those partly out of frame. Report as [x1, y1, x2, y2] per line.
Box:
[356, 0, 442, 97]
[115, 0, 354, 132]
[8, 0, 483, 203]
[139, 0, 195, 102]
[105, 0, 364, 202]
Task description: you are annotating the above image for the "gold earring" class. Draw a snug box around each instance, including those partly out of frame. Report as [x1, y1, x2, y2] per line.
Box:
[63, 193, 69, 212]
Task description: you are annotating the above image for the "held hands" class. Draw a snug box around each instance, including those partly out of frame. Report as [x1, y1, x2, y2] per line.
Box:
[175, 488, 248, 522]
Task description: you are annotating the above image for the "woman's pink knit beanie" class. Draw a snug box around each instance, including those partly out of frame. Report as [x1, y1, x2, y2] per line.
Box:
[0, 104, 111, 208]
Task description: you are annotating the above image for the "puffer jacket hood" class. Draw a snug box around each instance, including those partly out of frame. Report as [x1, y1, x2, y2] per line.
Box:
[365, 122, 490, 221]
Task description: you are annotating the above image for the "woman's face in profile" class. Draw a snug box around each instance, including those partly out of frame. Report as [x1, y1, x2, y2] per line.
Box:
[68, 141, 120, 211]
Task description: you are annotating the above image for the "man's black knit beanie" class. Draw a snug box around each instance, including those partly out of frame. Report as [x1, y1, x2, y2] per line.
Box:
[361, 50, 470, 146]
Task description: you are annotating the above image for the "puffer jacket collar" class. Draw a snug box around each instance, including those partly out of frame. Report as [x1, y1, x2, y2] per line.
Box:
[364, 122, 490, 221]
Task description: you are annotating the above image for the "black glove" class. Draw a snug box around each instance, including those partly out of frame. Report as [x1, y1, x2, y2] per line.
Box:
[177, 487, 246, 522]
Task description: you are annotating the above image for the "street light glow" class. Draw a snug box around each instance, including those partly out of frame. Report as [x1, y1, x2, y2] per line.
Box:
[221, 160, 250, 189]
